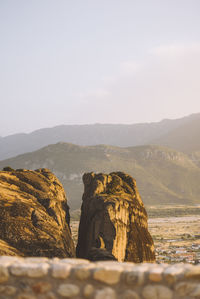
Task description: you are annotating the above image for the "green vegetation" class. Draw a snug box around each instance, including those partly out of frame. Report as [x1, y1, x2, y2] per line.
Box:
[147, 206, 200, 218]
[0, 143, 200, 210]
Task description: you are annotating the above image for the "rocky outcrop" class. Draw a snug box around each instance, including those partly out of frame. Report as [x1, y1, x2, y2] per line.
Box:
[0, 167, 75, 257]
[76, 172, 155, 262]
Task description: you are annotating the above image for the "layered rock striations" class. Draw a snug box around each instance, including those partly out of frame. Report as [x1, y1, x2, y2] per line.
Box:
[0, 167, 75, 257]
[76, 172, 155, 262]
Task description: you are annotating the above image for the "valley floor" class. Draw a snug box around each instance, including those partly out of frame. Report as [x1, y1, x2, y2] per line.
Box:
[149, 215, 200, 264]
[71, 215, 200, 264]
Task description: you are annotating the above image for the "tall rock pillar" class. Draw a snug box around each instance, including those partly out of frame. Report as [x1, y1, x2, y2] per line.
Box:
[76, 172, 155, 262]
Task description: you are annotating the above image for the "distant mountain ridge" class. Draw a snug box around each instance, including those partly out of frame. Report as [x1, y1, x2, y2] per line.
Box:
[152, 114, 200, 153]
[0, 142, 200, 210]
[0, 113, 199, 160]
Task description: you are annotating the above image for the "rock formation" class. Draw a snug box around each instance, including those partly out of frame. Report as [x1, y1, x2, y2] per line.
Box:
[76, 172, 155, 262]
[0, 167, 75, 257]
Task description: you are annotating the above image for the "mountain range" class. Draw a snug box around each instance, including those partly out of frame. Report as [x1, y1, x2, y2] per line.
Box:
[0, 113, 199, 210]
[0, 142, 199, 210]
[1, 113, 200, 160]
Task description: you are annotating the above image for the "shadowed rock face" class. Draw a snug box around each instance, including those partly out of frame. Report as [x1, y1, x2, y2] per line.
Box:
[76, 172, 155, 262]
[0, 167, 75, 257]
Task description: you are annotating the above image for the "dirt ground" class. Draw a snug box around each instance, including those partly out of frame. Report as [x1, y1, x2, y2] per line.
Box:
[148, 216, 200, 263]
[70, 215, 200, 264]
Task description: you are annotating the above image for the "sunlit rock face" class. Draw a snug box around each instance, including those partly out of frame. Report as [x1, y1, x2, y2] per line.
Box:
[76, 172, 155, 262]
[0, 167, 75, 257]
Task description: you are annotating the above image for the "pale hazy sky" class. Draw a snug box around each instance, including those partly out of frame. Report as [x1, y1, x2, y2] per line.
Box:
[1, 0, 200, 136]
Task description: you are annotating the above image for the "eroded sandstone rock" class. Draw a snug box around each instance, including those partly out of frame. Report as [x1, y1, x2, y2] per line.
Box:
[0, 167, 75, 257]
[76, 172, 155, 262]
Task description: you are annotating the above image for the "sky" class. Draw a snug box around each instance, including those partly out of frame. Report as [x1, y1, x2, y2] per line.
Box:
[0, 0, 200, 136]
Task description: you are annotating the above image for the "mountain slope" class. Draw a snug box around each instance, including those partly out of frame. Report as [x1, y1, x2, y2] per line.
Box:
[0, 113, 199, 160]
[0, 143, 199, 210]
[152, 113, 200, 153]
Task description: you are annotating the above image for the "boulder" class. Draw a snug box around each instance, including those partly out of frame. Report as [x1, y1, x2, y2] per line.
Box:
[0, 167, 75, 257]
[76, 172, 155, 262]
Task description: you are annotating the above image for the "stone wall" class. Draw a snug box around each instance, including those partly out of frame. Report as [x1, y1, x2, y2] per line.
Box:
[0, 257, 199, 298]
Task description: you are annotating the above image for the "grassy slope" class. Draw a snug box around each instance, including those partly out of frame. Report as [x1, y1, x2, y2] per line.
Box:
[0, 143, 200, 210]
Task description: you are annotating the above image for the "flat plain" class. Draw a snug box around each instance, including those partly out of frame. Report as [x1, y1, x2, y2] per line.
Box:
[70, 206, 200, 264]
[149, 215, 200, 263]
